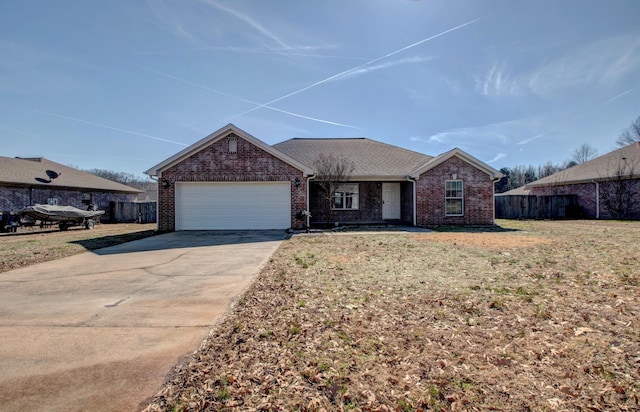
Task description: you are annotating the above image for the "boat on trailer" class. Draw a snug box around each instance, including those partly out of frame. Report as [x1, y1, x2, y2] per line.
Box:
[18, 204, 105, 230]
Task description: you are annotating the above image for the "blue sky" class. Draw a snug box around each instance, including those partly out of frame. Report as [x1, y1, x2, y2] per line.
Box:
[1, 0, 639, 178]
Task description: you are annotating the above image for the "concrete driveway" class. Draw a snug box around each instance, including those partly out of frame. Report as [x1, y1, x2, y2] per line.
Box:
[0, 230, 287, 412]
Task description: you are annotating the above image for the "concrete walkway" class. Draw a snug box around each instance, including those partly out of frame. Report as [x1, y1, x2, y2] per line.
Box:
[0, 230, 287, 412]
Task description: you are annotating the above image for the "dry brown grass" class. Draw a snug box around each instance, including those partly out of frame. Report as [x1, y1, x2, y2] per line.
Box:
[145, 220, 639, 411]
[0, 223, 157, 273]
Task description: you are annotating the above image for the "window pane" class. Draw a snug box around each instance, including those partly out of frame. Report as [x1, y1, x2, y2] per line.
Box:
[445, 180, 463, 215]
[446, 181, 462, 198]
[446, 199, 463, 215]
[332, 183, 359, 209]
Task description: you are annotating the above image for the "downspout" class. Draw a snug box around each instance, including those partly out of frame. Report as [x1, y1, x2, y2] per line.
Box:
[150, 174, 160, 229]
[306, 174, 316, 228]
[492, 177, 501, 224]
[592, 180, 600, 219]
[406, 175, 417, 226]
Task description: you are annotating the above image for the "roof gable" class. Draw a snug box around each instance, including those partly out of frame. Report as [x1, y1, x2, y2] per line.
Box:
[409, 147, 503, 180]
[273, 138, 432, 180]
[145, 124, 313, 177]
[0, 157, 142, 193]
[527, 142, 640, 188]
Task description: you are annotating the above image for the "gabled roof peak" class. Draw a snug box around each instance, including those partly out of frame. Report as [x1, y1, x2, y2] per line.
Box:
[145, 123, 314, 177]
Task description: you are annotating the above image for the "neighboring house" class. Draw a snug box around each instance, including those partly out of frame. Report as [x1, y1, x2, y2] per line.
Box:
[146, 124, 502, 231]
[0, 156, 142, 221]
[524, 142, 640, 220]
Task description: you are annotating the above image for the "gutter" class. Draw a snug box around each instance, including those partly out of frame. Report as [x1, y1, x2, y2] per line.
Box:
[306, 174, 316, 228]
[592, 180, 600, 219]
[406, 175, 417, 226]
[150, 175, 160, 228]
[492, 176, 502, 224]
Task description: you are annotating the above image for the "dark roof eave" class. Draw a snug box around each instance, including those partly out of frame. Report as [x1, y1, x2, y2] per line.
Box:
[310, 175, 410, 182]
[0, 181, 142, 193]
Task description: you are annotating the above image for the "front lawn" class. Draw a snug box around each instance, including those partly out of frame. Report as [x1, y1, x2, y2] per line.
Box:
[145, 220, 639, 411]
[0, 223, 157, 273]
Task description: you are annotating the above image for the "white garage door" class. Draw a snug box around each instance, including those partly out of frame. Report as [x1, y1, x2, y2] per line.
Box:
[176, 182, 291, 230]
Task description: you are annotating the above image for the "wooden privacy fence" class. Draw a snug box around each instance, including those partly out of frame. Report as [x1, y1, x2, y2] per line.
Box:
[110, 201, 156, 223]
[495, 195, 580, 220]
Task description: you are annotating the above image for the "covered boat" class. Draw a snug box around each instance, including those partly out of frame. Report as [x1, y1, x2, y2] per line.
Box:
[19, 204, 105, 230]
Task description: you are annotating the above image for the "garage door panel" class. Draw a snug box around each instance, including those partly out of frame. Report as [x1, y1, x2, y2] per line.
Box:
[176, 182, 291, 230]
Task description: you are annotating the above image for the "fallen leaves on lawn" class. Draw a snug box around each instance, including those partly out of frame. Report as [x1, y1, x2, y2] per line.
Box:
[144, 220, 639, 411]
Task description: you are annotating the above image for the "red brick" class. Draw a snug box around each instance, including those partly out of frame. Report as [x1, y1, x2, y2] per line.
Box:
[415, 156, 496, 226]
[157, 133, 306, 231]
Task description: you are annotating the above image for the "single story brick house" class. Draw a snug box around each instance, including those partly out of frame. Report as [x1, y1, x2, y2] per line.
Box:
[0, 156, 142, 221]
[146, 124, 502, 231]
[524, 142, 640, 220]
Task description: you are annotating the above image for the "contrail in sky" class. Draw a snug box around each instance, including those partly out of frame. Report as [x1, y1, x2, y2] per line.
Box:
[225, 16, 486, 121]
[23, 107, 188, 146]
[518, 86, 638, 145]
[602, 87, 636, 105]
[135, 64, 361, 129]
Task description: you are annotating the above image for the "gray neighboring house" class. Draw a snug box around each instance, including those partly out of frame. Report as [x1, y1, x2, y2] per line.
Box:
[0, 156, 142, 221]
[523, 142, 640, 220]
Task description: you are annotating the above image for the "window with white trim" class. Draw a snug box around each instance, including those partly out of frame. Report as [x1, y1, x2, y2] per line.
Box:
[332, 183, 359, 210]
[445, 180, 463, 216]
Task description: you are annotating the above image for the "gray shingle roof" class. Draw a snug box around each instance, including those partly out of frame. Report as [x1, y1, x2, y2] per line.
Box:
[527, 142, 640, 187]
[0, 156, 142, 193]
[272, 138, 432, 179]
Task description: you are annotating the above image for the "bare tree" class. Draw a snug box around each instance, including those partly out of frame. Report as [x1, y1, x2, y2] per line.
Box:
[538, 161, 564, 179]
[571, 143, 598, 164]
[616, 115, 640, 147]
[84, 168, 156, 190]
[312, 154, 355, 226]
[599, 156, 640, 220]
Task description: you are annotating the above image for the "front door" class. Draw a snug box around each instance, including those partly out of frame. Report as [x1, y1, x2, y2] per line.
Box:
[382, 182, 401, 220]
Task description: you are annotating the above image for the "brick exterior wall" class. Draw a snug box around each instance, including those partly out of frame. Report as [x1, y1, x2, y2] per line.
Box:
[157, 133, 306, 231]
[415, 156, 495, 226]
[530, 179, 640, 220]
[0, 186, 137, 222]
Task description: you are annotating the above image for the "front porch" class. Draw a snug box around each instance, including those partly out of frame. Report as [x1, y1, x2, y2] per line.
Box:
[308, 181, 414, 227]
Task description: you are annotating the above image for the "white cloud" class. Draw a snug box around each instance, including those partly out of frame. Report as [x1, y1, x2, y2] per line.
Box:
[418, 119, 526, 146]
[475, 61, 519, 97]
[487, 153, 506, 163]
[528, 34, 640, 96]
[146, 0, 204, 45]
[200, 0, 290, 50]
